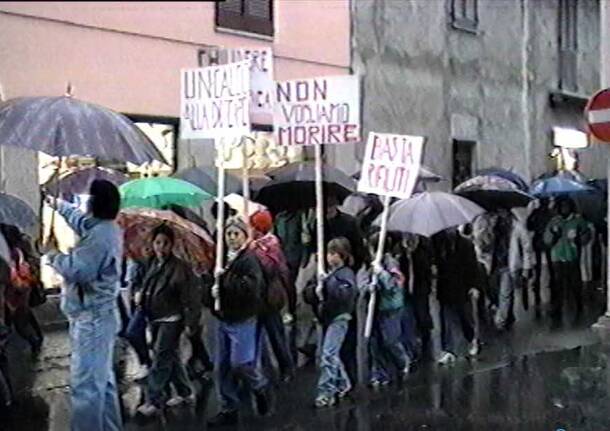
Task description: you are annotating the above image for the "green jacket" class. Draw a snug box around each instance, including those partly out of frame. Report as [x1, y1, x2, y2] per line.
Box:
[543, 214, 591, 263]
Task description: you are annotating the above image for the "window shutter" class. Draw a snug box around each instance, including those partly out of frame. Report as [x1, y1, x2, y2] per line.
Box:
[216, 0, 274, 37]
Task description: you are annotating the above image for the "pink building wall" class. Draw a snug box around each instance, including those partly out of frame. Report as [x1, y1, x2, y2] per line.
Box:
[0, 1, 351, 116]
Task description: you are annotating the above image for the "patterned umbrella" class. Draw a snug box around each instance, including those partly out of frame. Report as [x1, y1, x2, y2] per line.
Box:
[0, 193, 38, 236]
[0, 97, 166, 164]
[116, 208, 215, 273]
[477, 167, 529, 191]
[44, 167, 128, 202]
[455, 175, 533, 210]
[120, 177, 212, 209]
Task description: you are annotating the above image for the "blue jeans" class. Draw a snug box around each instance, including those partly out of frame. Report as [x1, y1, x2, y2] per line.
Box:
[317, 319, 350, 398]
[216, 318, 268, 412]
[399, 304, 418, 361]
[69, 307, 122, 431]
[370, 310, 408, 382]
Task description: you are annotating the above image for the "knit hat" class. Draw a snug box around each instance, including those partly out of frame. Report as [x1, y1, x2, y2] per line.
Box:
[250, 209, 273, 235]
[225, 216, 248, 235]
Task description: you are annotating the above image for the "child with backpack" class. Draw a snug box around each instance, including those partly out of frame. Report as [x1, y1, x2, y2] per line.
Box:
[303, 237, 357, 408]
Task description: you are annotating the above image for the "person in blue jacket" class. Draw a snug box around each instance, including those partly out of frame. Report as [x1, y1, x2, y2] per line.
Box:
[44, 180, 124, 431]
[303, 237, 357, 408]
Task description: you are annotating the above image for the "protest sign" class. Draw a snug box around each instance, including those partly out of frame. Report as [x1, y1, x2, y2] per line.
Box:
[226, 48, 274, 125]
[180, 59, 251, 139]
[274, 75, 360, 146]
[357, 132, 424, 199]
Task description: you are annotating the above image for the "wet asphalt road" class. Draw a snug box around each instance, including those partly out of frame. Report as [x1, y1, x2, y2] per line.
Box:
[1, 285, 609, 431]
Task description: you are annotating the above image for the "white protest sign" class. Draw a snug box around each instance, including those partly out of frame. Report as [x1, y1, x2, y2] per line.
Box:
[180, 59, 251, 139]
[358, 132, 424, 199]
[226, 48, 274, 125]
[274, 75, 360, 146]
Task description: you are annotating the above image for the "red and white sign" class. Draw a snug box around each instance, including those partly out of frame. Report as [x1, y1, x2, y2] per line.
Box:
[274, 75, 361, 146]
[357, 132, 424, 200]
[585, 88, 610, 143]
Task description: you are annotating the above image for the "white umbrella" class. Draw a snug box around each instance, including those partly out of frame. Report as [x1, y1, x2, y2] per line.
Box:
[374, 191, 486, 237]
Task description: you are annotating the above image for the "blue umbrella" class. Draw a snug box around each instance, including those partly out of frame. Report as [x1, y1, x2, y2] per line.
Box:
[530, 175, 596, 196]
[477, 167, 528, 191]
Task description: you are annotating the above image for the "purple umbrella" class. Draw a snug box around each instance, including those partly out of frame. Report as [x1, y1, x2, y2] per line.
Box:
[44, 167, 129, 202]
[0, 96, 166, 164]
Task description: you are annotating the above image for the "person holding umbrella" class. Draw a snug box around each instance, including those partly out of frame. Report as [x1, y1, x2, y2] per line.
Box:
[433, 228, 482, 364]
[43, 180, 124, 431]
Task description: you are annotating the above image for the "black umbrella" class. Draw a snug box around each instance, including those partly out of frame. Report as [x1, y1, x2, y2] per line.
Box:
[0, 96, 166, 164]
[455, 175, 533, 210]
[254, 162, 356, 213]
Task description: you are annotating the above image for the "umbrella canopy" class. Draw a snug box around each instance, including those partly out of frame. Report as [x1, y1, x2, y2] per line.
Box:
[44, 167, 128, 202]
[477, 167, 529, 191]
[174, 166, 243, 195]
[375, 191, 485, 237]
[254, 162, 356, 213]
[0, 97, 166, 164]
[530, 174, 596, 196]
[455, 175, 533, 210]
[0, 193, 38, 236]
[116, 208, 215, 273]
[120, 177, 212, 209]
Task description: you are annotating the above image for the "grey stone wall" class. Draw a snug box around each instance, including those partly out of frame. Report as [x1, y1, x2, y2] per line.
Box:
[349, 0, 606, 186]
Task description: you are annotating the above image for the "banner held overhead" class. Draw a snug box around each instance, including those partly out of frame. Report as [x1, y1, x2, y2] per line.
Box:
[358, 132, 425, 200]
[180, 59, 251, 139]
[274, 75, 361, 146]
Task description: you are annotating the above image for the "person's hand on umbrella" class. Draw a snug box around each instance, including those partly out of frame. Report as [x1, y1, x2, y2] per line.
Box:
[469, 288, 480, 300]
[134, 291, 143, 306]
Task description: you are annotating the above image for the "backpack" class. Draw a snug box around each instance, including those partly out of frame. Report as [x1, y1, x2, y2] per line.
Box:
[249, 234, 291, 312]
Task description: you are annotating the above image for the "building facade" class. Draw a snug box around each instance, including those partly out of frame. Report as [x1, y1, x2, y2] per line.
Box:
[0, 0, 351, 205]
[349, 0, 606, 187]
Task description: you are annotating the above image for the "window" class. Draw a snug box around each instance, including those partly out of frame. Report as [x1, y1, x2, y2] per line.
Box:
[450, 0, 478, 33]
[558, 0, 578, 91]
[216, 0, 274, 37]
[452, 140, 475, 188]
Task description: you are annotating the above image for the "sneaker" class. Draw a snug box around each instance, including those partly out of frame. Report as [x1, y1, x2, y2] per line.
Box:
[133, 365, 150, 381]
[207, 410, 238, 427]
[314, 395, 336, 408]
[283, 313, 295, 325]
[437, 351, 457, 365]
[337, 385, 352, 399]
[166, 392, 196, 407]
[468, 339, 480, 357]
[137, 403, 160, 417]
[369, 378, 390, 389]
[254, 386, 272, 416]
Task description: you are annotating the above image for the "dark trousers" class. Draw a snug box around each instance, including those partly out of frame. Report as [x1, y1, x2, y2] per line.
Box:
[6, 309, 42, 351]
[533, 249, 554, 307]
[188, 326, 213, 371]
[147, 322, 191, 407]
[551, 261, 583, 317]
[259, 312, 294, 375]
[440, 302, 474, 354]
[412, 294, 433, 351]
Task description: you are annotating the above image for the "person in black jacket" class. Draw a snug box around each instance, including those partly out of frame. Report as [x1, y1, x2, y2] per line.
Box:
[304, 237, 357, 408]
[205, 217, 272, 428]
[135, 225, 200, 417]
[433, 229, 480, 364]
